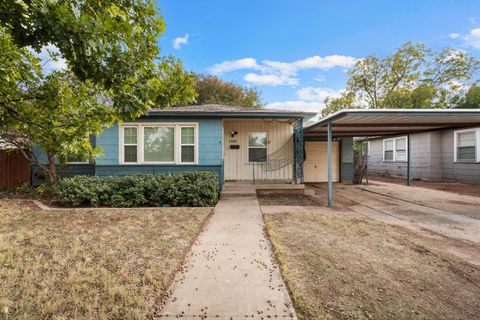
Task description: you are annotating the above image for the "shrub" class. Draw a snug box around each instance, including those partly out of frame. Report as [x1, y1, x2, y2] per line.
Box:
[54, 172, 219, 207]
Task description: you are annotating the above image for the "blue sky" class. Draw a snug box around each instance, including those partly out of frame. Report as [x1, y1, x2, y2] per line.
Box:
[159, 1, 480, 113]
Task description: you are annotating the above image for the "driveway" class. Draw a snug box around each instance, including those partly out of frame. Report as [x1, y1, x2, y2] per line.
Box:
[260, 180, 480, 266]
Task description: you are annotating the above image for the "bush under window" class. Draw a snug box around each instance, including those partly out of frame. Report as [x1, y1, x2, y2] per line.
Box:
[54, 172, 219, 207]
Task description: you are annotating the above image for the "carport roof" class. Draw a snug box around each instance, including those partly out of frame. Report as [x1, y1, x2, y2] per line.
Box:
[304, 109, 480, 137]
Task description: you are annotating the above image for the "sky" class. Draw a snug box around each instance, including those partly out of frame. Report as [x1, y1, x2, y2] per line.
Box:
[156, 0, 480, 114]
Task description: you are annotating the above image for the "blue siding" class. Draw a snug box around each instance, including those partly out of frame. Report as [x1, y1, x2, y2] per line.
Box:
[95, 118, 223, 166]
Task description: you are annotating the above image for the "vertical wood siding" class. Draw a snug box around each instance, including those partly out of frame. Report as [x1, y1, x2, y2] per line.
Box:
[223, 119, 294, 180]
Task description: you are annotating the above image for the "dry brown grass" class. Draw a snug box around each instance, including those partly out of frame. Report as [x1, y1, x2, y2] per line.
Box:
[264, 211, 480, 320]
[0, 200, 212, 319]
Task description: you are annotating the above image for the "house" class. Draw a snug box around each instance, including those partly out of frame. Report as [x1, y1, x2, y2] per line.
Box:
[32, 105, 355, 188]
[365, 126, 480, 182]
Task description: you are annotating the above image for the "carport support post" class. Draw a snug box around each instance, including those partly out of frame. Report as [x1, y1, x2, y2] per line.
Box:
[327, 121, 333, 208]
[407, 133, 411, 186]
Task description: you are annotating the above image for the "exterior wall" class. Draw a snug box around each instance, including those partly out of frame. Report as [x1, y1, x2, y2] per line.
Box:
[340, 137, 354, 182]
[440, 129, 480, 182]
[223, 119, 294, 181]
[304, 141, 339, 182]
[367, 128, 480, 182]
[95, 118, 223, 166]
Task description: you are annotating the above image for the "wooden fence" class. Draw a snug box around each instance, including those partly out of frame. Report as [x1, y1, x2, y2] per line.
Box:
[0, 149, 30, 190]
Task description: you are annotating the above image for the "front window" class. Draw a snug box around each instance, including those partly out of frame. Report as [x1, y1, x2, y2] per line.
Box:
[123, 127, 138, 163]
[455, 129, 478, 162]
[144, 127, 175, 163]
[180, 126, 195, 163]
[383, 136, 407, 162]
[121, 123, 197, 164]
[248, 132, 267, 162]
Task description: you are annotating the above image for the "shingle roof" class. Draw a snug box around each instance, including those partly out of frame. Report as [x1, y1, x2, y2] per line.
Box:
[148, 104, 316, 117]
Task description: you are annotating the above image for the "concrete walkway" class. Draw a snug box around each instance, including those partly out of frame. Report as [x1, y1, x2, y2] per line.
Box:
[159, 193, 296, 319]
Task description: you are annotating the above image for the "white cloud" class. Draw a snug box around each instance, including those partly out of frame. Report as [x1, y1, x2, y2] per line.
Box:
[243, 73, 298, 86]
[172, 34, 189, 50]
[208, 54, 357, 86]
[297, 87, 344, 102]
[30, 44, 67, 74]
[464, 28, 480, 49]
[469, 17, 477, 24]
[209, 58, 260, 74]
[266, 86, 344, 116]
[449, 32, 460, 39]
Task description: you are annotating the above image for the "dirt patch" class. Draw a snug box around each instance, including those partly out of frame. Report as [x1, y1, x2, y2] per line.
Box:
[258, 194, 324, 206]
[265, 211, 480, 320]
[369, 174, 480, 197]
[0, 199, 212, 319]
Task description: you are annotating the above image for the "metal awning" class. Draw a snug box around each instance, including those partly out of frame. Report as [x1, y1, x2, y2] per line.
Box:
[303, 109, 480, 207]
[304, 109, 480, 137]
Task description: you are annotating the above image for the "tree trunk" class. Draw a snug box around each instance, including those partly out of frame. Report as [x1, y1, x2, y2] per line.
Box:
[47, 153, 58, 184]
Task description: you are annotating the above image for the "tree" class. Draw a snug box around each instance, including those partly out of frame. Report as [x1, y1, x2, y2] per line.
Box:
[454, 83, 480, 108]
[323, 42, 479, 116]
[191, 74, 263, 108]
[0, 1, 196, 183]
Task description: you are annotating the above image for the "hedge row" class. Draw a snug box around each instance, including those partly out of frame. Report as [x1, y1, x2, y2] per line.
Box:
[54, 172, 219, 207]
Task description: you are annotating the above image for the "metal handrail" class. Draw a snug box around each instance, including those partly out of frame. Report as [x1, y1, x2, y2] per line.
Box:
[252, 158, 294, 184]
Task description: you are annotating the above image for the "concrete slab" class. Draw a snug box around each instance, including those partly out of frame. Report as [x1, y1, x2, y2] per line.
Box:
[158, 196, 296, 319]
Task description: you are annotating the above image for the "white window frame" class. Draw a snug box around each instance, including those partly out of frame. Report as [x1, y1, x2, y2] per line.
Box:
[454, 128, 480, 163]
[121, 125, 139, 164]
[119, 123, 198, 165]
[247, 131, 268, 163]
[179, 126, 196, 164]
[383, 136, 408, 162]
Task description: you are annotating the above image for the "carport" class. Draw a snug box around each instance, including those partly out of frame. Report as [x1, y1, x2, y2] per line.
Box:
[304, 109, 480, 207]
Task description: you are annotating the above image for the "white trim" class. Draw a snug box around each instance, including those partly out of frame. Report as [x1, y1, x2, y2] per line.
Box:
[383, 136, 408, 162]
[454, 128, 480, 163]
[367, 141, 371, 156]
[118, 122, 198, 165]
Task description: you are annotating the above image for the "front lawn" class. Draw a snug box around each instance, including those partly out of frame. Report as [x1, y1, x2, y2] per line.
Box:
[265, 211, 480, 320]
[0, 200, 212, 319]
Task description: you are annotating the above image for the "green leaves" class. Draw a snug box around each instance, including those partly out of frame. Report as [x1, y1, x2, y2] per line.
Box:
[192, 73, 264, 108]
[324, 42, 480, 116]
[54, 173, 220, 207]
[1, 1, 197, 183]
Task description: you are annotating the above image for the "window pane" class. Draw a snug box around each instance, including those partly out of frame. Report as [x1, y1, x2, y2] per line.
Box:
[181, 145, 195, 163]
[458, 132, 475, 147]
[124, 145, 137, 162]
[181, 127, 195, 144]
[384, 150, 394, 161]
[249, 132, 267, 147]
[249, 148, 267, 162]
[457, 146, 476, 160]
[384, 140, 394, 151]
[396, 138, 406, 150]
[396, 150, 406, 161]
[144, 127, 174, 162]
[124, 127, 137, 145]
